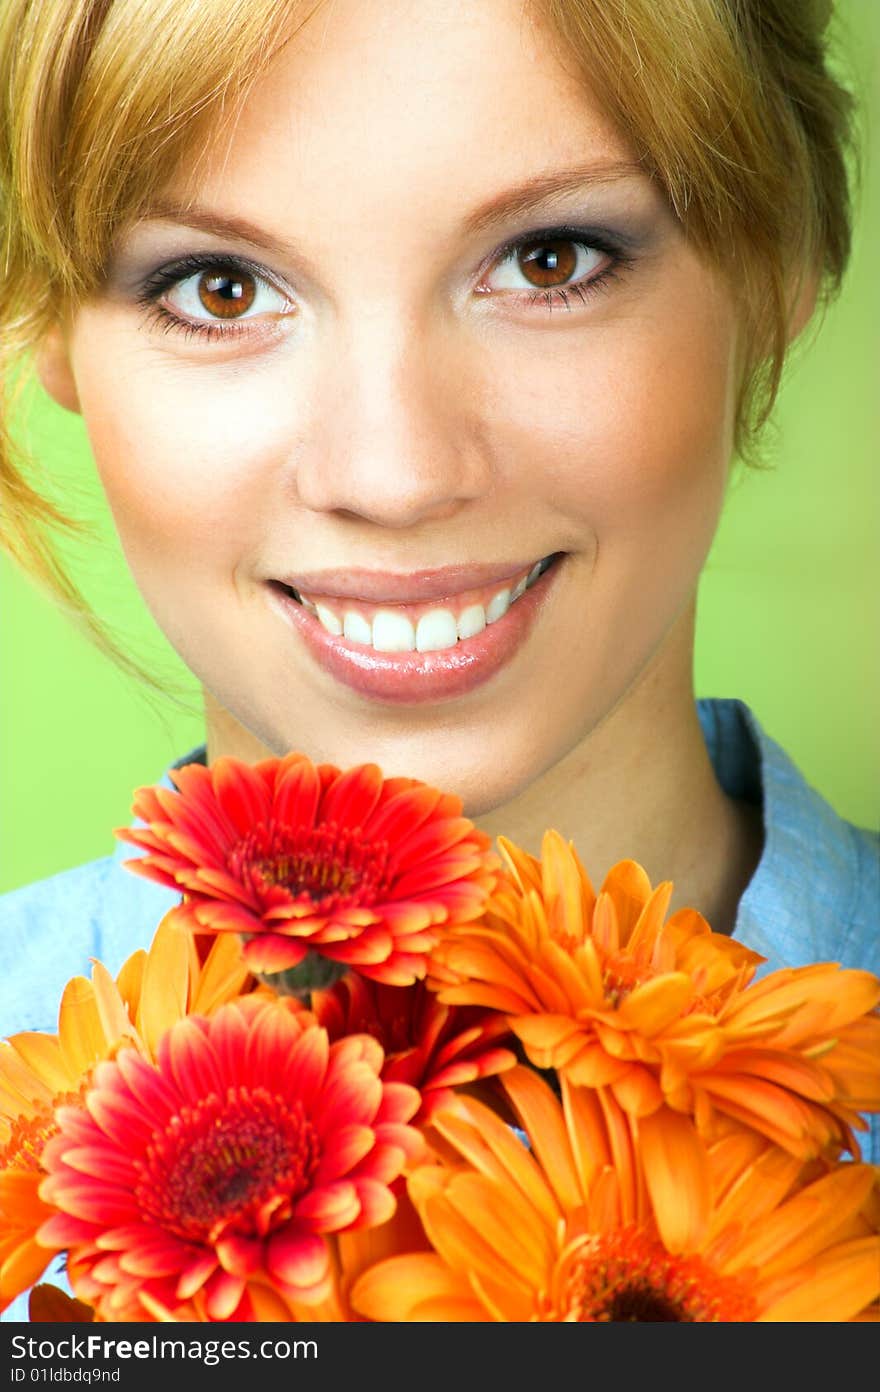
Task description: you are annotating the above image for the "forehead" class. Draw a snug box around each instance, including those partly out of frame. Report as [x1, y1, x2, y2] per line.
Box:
[163, 0, 640, 231]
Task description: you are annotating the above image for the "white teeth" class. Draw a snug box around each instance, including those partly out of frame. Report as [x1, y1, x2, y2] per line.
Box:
[457, 604, 486, 640]
[372, 609, 416, 652]
[297, 556, 557, 651]
[416, 609, 459, 652]
[343, 610, 372, 644]
[485, 588, 510, 624]
[315, 602, 343, 636]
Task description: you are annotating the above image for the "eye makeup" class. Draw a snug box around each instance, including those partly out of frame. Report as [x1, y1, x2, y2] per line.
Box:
[115, 199, 659, 344]
[477, 221, 640, 314]
[134, 252, 295, 340]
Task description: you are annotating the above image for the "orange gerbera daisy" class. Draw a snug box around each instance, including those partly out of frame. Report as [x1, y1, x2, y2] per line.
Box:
[667, 963, 880, 1160]
[38, 996, 425, 1322]
[308, 974, 516, 1121]
[351, 1067, 880, 1322]
[0, 918, 254, 1313]
[431, 831, 880, 1160]
[117, 752, 498, 985]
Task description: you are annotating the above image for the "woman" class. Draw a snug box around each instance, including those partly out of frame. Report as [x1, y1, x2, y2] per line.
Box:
[0, 0, 876, 1240]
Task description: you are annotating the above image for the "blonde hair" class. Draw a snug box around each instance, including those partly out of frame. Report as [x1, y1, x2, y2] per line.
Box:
[0, 0, 858, 681]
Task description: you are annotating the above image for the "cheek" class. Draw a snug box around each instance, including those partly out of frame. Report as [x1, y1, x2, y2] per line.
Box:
[70, 317, 291, 570]
[486, 295, 738, 559]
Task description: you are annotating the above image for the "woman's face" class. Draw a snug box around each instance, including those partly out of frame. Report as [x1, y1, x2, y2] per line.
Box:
[53, 0, 741, 813]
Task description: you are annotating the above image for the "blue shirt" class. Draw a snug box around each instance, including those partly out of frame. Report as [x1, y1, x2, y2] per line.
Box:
[1, 697, 878, 1320]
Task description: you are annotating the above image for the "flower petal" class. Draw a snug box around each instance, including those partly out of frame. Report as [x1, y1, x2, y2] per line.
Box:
[266, 1228, 329, 1293]
[638, 1108, 711, 1253]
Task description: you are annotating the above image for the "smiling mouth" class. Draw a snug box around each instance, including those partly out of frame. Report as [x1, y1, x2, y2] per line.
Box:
[274, 553, 561, 655]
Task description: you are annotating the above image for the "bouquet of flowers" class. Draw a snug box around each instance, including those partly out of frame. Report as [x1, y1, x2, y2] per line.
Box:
[2, 752, 879, 1323]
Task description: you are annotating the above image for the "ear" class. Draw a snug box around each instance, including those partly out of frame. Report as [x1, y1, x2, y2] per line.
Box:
[36, 324, 81, 413]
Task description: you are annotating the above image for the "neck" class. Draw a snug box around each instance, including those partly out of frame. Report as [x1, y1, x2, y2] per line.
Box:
[474, 610, 762, 935]
[203, 604, 763, 937]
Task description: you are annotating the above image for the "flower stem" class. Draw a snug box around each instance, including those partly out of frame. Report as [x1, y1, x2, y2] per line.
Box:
[257, 950, 349, 1001]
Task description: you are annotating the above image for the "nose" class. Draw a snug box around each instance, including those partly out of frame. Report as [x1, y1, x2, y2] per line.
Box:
[291, 317, 493, 529]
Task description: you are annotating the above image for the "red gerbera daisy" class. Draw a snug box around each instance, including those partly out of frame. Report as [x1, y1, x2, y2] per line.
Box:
[116, 753, 499, 985]
[37, 996, 424, 1322]
[309, 974, 517, 1122]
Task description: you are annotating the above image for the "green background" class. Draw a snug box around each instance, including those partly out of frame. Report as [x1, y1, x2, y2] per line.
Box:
[1, 1, 877, 895]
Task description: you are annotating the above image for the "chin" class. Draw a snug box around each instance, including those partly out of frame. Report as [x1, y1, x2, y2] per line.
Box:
[227, 699, 528, 815]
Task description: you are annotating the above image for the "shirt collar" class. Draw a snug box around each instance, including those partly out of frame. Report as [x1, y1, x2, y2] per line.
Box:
[696, 697, 861, 971]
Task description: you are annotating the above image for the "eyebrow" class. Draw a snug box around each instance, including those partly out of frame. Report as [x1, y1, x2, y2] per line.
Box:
[461, 160, 649, 235]
[141, 161, 650, 257]
[142, 202, 295, 257]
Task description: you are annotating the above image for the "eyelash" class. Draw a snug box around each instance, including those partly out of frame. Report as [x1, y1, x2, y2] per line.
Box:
[136, 254, 278, 341]
[136, 228, 635, 341]
[489, 224, 635, 314]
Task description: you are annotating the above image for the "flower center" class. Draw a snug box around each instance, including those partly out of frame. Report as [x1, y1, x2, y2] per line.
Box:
[547, 1226, 757, 1322]
[1, 1091, 82, 1173]
[135, 1085, 320, 1243]
[228, 822, 390, 911]
[600, 951, 649, 1008]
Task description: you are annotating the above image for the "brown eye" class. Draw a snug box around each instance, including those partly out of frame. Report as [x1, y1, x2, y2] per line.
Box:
[197, 268, 257, 318]
[517, 240, 579, 288]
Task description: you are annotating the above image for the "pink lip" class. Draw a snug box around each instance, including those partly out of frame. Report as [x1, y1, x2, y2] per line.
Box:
[274, 560, 535, 604]
[266, 557, 563, 705]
